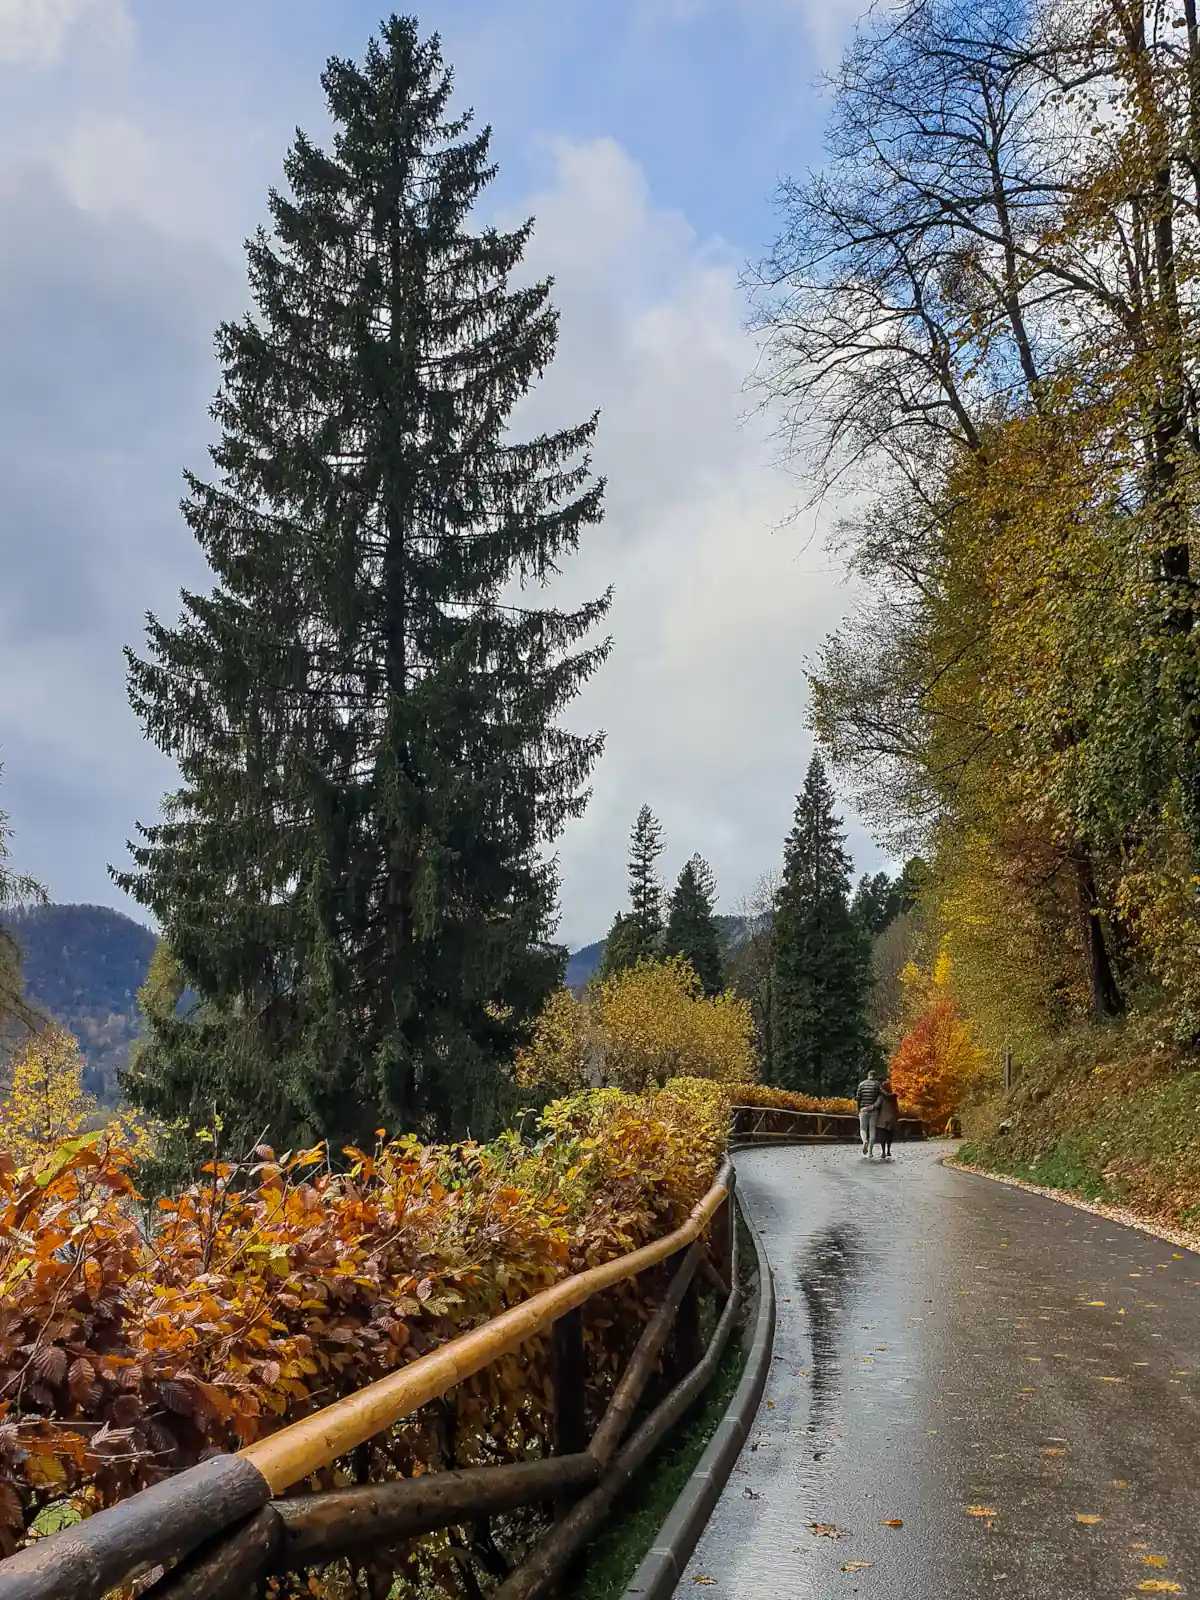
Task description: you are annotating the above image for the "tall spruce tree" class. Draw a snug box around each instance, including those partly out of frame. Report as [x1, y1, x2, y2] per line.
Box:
[598, 805, 665, 978]
[662, 854, 724, 996]
[770, 754, 874, 1095]
[114, 18, 610, 1150]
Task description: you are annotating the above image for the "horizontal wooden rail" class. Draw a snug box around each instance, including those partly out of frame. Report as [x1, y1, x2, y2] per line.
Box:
[240, 1161, 732, 1494]
[729, 1104, 925, 1146]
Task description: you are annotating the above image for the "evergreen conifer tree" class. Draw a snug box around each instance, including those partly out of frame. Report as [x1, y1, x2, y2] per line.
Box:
[596, 806, 665, 979]
[114, 18, 609, 1150]
[850, 871, 900, 938]
[662, 854, 724, 996]
[597, 911, 644, 981]
[627, 804, 665, 949]
[770, 754, 874, 1095]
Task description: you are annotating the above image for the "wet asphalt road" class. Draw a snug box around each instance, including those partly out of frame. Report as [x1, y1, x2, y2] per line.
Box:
[680, 1142, 1200, 1599]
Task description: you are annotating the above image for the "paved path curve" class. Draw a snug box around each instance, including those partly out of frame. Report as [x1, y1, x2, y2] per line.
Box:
[681, 1142, 1200, 1598]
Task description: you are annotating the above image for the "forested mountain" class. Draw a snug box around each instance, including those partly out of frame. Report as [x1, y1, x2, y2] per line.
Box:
[567, 914, 752, 993]
[0, 904, 156, 1105]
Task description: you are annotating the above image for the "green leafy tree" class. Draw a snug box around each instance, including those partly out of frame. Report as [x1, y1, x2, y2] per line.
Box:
[771, 754, 875, 1095]
[115, 18, 609, 1150]
[662, 854, 724, 996]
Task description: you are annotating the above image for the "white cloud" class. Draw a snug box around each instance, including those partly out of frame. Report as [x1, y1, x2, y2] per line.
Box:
[502, 138, 873, 946]
[0, 0, 133, 68]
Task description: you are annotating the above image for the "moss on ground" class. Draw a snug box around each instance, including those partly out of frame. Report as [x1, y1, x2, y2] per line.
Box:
[956, 1008, 1200, 1226]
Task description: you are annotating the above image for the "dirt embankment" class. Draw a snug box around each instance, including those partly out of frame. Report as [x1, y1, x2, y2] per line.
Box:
[956, 1012, 1200, 1233]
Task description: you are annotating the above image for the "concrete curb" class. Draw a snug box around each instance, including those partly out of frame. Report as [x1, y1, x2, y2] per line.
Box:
[621, 1191, 777, 1600]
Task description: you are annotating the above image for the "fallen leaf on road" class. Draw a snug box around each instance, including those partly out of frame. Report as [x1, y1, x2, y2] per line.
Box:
[967, 1506, 998, 1518]
[1099, 1376, 1125, 1383]
[841, 1562, 873, 1572]
[1114, 1481, 1129, 1489]
[1087, 1300, 1107, 1306]
[693, 1578, 717, 1586]
[811, 1524, 846, 1539]
[1137, 1583, 1182, 1593]
[1075, 1514, 1103, 1525]
[880, 1519, 903, 1527]
[1143, 1556, 1169, 1567]
[1043, 1448, 1067, 1456]
[766, 1400, 775, 1409]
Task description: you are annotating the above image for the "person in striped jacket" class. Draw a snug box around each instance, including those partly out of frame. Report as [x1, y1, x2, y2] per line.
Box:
[856, 1068, 882, 1157]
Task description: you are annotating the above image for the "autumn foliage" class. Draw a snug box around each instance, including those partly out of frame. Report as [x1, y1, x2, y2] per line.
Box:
[888, 953, 985, 1127]
[0, 1082, 731, 1577]
[516, 958, 757, 1095]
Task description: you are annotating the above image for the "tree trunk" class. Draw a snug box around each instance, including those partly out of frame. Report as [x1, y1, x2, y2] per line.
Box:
[1068, 847, 1124, 1018]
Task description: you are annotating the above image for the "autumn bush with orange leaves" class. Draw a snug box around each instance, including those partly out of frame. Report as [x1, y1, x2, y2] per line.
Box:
[888, 948, 986, 1127]
[0, 1079, 730, 1580]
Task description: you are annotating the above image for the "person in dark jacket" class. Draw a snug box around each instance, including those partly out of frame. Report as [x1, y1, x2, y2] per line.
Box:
[874, 1078, 900, 1159]
[856, 1068, 882, 1157]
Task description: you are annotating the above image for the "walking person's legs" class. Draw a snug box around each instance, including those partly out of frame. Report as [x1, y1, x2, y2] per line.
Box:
[859, 1106, 872, 1155]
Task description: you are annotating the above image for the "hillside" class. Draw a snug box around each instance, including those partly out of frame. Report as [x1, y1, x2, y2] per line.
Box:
[565, 915, 755, 993]
[1, 904, 157, 1106]
[956, 1012, 1200, 1233]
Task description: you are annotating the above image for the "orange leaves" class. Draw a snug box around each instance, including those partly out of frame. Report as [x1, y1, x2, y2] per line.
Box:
[0, 1083, 728, 1557]
[890, 983, 984, 1129]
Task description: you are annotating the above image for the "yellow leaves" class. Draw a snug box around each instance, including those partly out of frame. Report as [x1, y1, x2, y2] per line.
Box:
[966, 1506, 998, 1517]
[880, 1518, 904, 1527]
[1074, 1513, 1103, 1525]
[0, 1024, 95, 1166]
[842, 1561, 873, 1572]
[1137, 1584, 1182, 1594]
[1143, 1556, 1170, 1568]
[517, 962, 756, 1095]
[23, 1454, 67, 1490]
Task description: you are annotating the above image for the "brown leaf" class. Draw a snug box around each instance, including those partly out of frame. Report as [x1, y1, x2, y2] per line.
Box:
[32, 1346, 67, 1387]
[811, 1523, 845, 1538]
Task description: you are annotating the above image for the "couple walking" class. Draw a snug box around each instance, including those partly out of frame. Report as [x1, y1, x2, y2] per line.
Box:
[856, 1067, 899, 1159]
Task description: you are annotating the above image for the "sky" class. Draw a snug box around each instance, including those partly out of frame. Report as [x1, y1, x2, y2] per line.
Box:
[0, 0, 884, 952]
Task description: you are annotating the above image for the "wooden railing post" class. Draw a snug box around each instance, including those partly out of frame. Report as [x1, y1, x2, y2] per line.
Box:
[671, 1251, 704, 1380]
[551, 1306, 587, 1459]
[711, 1187, 734, 1296]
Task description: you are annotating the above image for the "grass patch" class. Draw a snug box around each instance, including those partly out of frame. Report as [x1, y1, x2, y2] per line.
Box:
[957, 1135, 1119, 1202]
[566, 1221, 754, 1600]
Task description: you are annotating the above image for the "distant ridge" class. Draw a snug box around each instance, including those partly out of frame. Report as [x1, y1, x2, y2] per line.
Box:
[565, 915, 755, 994]
[0, 903, 157, 1106]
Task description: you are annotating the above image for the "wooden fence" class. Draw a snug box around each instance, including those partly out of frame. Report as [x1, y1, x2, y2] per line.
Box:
[0, 1162, 739, 1600]
[0, 1108, 925, 1600]
[728, 1104, 925, 1147]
